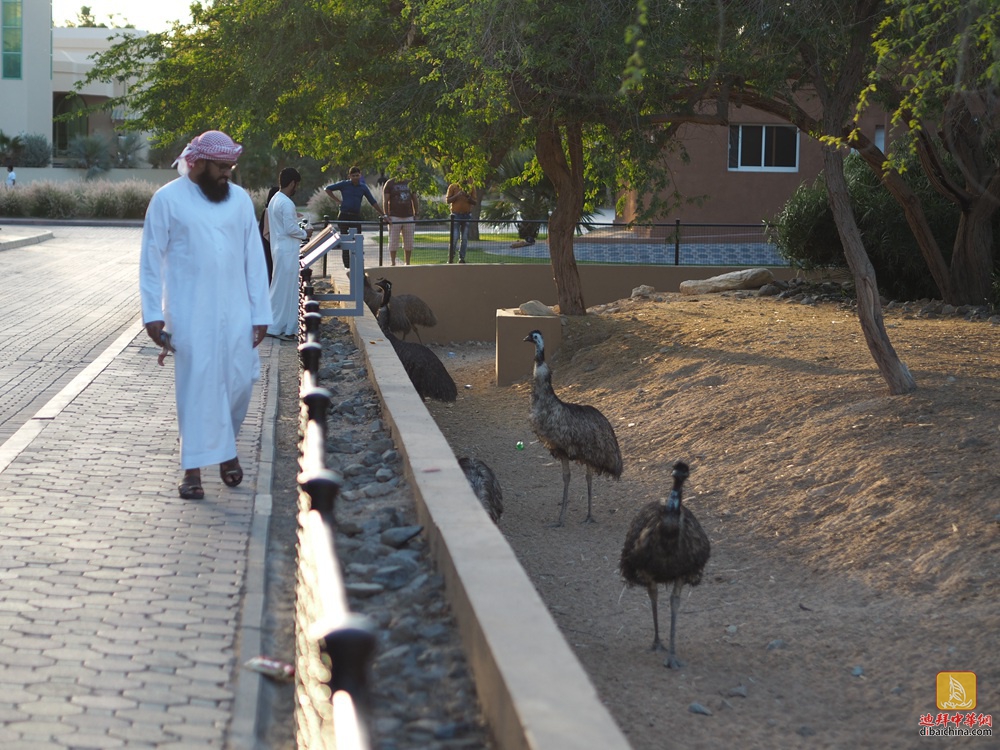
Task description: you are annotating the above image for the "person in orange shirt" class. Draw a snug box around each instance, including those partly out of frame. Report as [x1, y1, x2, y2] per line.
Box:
[446, 179, 477, 263]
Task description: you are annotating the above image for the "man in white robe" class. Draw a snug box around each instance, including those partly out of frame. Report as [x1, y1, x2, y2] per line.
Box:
[139, 130, 272, 499]
[266, 167, 311, 339]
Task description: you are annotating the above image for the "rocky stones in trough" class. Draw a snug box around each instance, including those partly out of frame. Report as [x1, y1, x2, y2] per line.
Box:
[314, 314, 492, 750]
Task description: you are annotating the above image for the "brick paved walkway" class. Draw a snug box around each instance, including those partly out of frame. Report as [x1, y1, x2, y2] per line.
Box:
[0, 225, 278, 749]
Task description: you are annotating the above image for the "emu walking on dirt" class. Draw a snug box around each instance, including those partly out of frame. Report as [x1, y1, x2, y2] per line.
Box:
[375, 280, 457, 402]
[458, 456, 504, 524]
[523, 330, 622, 526]
[619, 461, 710, 669]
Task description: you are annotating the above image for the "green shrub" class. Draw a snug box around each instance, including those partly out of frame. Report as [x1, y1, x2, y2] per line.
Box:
[20, 134, 52, 167]
[421, 198, 451, 221]
[116, 180, 156, 219]
[114, 132, 146, 169]
[770, 151, 962, 300]
[76, 179, 156, 219]
[25, 182, 81, 219]
[67, 135, 114, 178]
[0, 184, 30, 216]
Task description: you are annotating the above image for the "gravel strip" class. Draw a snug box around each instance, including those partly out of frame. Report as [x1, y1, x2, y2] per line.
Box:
[316, 313, 494, 750]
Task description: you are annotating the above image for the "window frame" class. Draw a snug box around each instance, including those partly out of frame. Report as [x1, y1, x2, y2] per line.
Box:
[728, 123, 800, 173]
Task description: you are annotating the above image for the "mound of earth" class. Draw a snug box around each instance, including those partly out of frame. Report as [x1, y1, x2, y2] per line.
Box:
[426, 290, 999, 749]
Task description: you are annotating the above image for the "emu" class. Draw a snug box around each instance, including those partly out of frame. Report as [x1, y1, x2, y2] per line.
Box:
[458, 456, 503, 524]
[364, 274, 437, 342]
[619, 461, 710, 669]
[523, 329, 622, 526]
[375, 280, 457, 402]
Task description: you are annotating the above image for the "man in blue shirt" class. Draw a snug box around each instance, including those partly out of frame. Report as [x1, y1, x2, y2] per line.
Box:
[325, 166, 385, 267]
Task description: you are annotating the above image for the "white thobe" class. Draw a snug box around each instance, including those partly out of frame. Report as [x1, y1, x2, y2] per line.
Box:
[140, 177, 272, 470]
[266, 191, 308, 336]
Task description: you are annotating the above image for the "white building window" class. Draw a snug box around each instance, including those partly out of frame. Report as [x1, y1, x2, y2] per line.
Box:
[2, 0, 22, 79]
[728, 124, 799, 172]
[874, 124, 886, 152]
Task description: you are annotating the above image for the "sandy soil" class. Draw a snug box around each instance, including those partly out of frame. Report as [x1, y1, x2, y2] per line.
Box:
[424, 291, 1000, 749]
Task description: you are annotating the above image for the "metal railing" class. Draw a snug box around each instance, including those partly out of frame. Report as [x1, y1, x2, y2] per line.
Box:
[360, 217, 786, 267]
[293, 286, 376, 750]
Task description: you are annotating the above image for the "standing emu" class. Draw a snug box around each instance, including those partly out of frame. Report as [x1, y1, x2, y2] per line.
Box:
[619, 461, 710, 669]
[375, 280, 457, 402]
[458, 456, 504, 524]
[523, 329, 622, 526]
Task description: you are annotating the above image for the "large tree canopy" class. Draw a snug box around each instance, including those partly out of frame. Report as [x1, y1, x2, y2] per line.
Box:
[82, 0, 705, 314]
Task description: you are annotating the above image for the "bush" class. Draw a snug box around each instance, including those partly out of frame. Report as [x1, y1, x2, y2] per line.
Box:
[0, 184, 30, 216]
[114, 132, 146, 169]
[20, 134, 52, 167]
[80, 179, 157, 219]
[67, 134, 114, 178]
[25, 181, 82, 219]
[770, 151, 961, 300]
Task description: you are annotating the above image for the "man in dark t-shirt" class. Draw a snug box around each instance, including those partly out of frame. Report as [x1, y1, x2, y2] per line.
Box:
[325, 166, 385, 267]
[383, 174, 418, 266]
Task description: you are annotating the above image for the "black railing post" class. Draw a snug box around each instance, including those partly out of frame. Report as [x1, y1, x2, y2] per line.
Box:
[674, 218, 681, 266]
[378, 218, 385, 267]
[324, 614, 378, 714]
[448, 214, 456, 263]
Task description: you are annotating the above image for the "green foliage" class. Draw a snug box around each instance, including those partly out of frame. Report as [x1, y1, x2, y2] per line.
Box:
[67, 135, 114, 178]
[0, 131, 25, 163]
[25, 182, 83, 220]
[20, 134, 52, 167]
[479, 150, 556, 241]
[0, 180, 160, 220]
[80, 179, 157, 219]
[113, 132, 146, 168]
[0, 184, 30, 216]
[771, 153, 962, 300]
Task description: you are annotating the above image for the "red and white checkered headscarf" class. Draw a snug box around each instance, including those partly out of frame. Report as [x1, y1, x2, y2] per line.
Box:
[173, 130, 243, 176]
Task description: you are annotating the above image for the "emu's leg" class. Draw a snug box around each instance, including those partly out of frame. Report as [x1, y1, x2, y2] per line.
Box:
[583, 465, 596, 523]
[554, 457, 571, 527]
[414, 327, 423, 344]
[647, 583, 663, 651]
[664, 580, 685, 669]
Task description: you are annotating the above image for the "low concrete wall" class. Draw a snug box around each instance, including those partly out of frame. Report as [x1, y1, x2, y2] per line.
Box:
[365, 263, 802, 344]
[13, 167, 176, 187]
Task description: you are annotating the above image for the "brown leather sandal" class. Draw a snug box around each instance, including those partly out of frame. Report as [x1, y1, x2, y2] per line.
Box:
[220, 458, 243, 487]
[178, 478, 205, 499]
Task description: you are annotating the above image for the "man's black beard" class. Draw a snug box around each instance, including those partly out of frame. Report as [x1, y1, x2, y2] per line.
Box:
[196, 170, 231, 203]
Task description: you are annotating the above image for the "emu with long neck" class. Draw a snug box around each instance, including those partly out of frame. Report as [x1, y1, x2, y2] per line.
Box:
[523, 329, 622, 526]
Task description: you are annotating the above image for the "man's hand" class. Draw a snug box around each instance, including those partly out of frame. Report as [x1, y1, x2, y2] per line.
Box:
[145, 321, 165, 346]
[252, 325, 268, 348]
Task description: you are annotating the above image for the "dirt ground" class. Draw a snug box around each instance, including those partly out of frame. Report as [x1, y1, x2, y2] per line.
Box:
[424, 291, 1000, 749]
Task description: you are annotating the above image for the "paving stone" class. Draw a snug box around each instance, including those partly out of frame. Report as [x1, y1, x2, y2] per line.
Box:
[0, 228, 272, 746]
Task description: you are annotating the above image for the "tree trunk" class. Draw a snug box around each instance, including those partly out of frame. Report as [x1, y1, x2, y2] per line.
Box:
[535, 119, 587, 315]
[949, 193, 998, 306]
[824, 148, 916, 395]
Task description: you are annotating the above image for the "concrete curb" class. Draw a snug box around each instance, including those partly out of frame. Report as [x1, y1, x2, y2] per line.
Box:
[0, 229, 54, 251]
[346, 306, 631, 750]
[229, 337, 280, 750]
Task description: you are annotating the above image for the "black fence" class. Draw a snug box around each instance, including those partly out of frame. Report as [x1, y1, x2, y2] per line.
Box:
[293, 284, 375, 750]
[320, 217, 787, 267]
